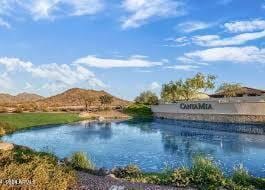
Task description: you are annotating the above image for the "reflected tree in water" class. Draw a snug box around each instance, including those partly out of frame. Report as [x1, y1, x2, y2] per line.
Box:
[74, 122, 113, 142]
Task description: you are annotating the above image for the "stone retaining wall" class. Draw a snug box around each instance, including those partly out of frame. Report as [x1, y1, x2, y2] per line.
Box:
[154, 112, 265, 125]
[153, 112, 265, 134]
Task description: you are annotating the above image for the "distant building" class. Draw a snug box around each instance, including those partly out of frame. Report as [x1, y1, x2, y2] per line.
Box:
[209, 87, 265, 98]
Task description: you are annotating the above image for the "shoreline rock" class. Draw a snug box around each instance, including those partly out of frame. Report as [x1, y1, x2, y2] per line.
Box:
[0, 142, 14, 151]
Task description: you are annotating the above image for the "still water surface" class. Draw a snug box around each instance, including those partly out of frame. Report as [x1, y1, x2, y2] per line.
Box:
[2, 120, 265, 176]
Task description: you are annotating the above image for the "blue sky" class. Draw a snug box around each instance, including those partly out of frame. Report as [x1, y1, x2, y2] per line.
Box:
[0, 0, 265, 100]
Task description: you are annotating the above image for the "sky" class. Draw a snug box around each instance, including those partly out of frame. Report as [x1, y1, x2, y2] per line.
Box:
[0, 0, 265, 100]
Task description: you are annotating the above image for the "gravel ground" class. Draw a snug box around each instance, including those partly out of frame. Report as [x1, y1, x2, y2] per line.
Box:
[73, 171, 196, 190]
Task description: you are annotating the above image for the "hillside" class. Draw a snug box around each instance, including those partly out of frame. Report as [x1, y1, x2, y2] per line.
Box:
[37, 88, 129, 107]
[0, 92, 44, 104]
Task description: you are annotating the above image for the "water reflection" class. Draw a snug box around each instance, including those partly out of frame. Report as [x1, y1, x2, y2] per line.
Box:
[2, 119, 265, 176]
[123, 119, 265, 155]
[73, 122, 113, 142]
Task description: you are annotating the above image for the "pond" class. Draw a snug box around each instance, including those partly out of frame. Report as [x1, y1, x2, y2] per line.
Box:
[1, 119, 265, 176]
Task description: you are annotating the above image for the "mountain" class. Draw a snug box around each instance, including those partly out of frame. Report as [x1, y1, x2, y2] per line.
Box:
[0, 92, 44, 105]
[37, 88, 129, 107]
[16, 93, 44, 102]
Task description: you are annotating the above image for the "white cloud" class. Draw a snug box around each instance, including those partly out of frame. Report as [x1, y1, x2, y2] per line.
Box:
[0, 0, 104, 21]
[177, 21, 212, 33]
[40, 81, 68, 93]
[67, 0, 104, 16]
[166, 36, 190, 46]
[0, 72, 13, 90]
[24, 82, 33, 90]
[148, 81, 161, 90]
[177, 56, 208, 65]
[0, 17, 10, 28]
[192, 30, 265, 47]
[121, 0, 185, 29]
[74, 55, 163, 68]
[166, 65, 199, 71]
[180, 46, 265, 64]
[0, 57, 106, 93]
[0, 57, 33, 71]
[224, 19, 265, 33]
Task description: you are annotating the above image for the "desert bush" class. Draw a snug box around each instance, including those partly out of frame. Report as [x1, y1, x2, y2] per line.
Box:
[39, 106, 49, 112]
[13, 106, 23, 113]
[113, 165, 142, 179]
[22, 103, 38, 112]
[0, 107, 8, 113]
[51, 107, 59, 112]
[70, 152, 95, 170]
[169, 168, 191, 187]
[59, 108, 69, 112]
[0, 148, 76, 190]
[190, 156, 226, 190]
[0, 127, 5, 135]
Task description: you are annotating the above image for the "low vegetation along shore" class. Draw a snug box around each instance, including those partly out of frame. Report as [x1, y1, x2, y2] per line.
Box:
[1, 145, 265, 190]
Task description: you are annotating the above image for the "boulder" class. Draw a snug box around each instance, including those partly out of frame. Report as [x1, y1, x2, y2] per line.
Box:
[98, 116, 105, 122]
[97, 167, 110, 176]
[0, 142, 14, 151]
[106, 173, 118, 179]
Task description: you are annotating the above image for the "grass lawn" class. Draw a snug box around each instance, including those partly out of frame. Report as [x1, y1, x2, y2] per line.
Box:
[0, 112, 83, 132]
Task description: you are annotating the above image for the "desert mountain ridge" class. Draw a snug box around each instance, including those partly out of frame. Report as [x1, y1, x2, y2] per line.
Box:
[0, 92, 44, 104]
[0, 88, 130, 107]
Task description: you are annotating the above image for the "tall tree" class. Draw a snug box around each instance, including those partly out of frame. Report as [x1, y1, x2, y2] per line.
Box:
[161, 73, 216, 102]
[99, 95, 113, 109]
[80, 95, 96, 111]
[134, 91, 159, 105]
[216, 83, 243, 97]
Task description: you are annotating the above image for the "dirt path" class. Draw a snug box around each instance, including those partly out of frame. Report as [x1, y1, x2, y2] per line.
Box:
[74, 171, 195, 190]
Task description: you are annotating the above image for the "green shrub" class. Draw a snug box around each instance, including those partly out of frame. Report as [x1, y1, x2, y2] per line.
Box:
[123, 104, 152, 118]
[232, 165, 265, 189]
[145, 175, 163, 184]
[169, 168, 191, 187]
[70, 152, 95, 170]
[224, 179, 255, 190]
[190, 156, 226, 190]
[232, 165, 252, 186]
[113, 165, 142, 179]
[0, 147, 76, 190]
[134, 91, 159, 105]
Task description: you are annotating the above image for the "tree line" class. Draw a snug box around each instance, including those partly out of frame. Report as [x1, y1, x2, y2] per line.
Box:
[135, 73, 244, 105]
[80, 94, 114, 111]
